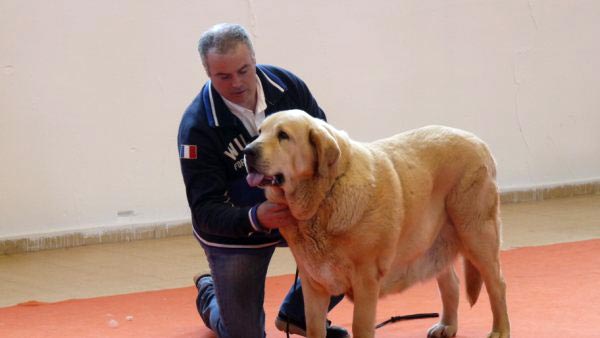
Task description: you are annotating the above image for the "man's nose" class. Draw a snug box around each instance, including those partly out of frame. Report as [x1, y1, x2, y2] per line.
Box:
[231, 74, 242, 88]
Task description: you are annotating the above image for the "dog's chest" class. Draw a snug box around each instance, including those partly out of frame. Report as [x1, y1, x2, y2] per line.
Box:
[284, 224, 350, 295]
[301, 252, 349, 295]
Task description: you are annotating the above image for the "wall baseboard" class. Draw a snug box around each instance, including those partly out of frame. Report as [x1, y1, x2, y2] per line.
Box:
[2, 180, 599, 255]
[0, 220, 192, 255]
[499, 179, 600, 204]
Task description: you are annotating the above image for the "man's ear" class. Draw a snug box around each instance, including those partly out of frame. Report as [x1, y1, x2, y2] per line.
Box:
[309, 124, 340, 178]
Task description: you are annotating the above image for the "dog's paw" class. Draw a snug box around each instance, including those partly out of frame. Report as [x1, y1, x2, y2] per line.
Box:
[486, 331, 509, 338]
[427, 322, 457, 338]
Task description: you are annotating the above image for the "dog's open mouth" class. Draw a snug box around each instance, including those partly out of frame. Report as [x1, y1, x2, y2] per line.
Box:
[244, 159, 284, 187]
[246, 172, 284, 187]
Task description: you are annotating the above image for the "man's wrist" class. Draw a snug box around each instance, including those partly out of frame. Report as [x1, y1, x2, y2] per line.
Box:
[248, 204, 271, 233]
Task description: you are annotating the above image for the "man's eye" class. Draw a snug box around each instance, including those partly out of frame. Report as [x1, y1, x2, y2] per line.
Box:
[278, 131, 289, 141]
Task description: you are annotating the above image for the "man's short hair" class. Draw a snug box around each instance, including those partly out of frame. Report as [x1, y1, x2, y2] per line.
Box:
[198, 23, 255, 73]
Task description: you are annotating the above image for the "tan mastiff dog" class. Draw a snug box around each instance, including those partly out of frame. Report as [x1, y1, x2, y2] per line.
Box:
[244, 109, 510, 338]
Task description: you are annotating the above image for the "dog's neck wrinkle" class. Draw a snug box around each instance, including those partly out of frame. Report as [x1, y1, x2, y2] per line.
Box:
[325, 145, 378, 234]
[323, 171, 345, 200]
[285, 176, 328, 220]
[298, 218, 328, 251]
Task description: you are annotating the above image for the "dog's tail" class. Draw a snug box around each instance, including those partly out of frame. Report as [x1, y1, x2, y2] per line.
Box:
[463, 258, 483, 306]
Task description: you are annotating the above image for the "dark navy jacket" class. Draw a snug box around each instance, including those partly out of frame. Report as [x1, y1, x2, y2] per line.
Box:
[178, 65, 326, 248]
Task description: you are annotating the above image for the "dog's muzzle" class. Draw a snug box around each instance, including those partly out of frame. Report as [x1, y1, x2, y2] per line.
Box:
[243, 145, 284, 187]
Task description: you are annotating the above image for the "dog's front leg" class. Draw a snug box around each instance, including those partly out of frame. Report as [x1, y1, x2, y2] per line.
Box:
[351, 271, 380, 338]
[299, 270, 330, 338]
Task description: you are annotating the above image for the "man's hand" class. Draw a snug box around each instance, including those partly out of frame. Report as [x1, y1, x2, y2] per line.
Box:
[256, 201, 297, 229]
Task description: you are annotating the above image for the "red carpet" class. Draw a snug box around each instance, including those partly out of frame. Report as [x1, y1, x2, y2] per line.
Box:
[1, 240, 598, 337]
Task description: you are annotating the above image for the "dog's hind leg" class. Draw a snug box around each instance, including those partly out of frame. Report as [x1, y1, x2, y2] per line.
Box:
[460, 216, 510, 338]
[427, 266, 459, 337]
[447, 166, 510, 337]
[460, 218, 510, 338]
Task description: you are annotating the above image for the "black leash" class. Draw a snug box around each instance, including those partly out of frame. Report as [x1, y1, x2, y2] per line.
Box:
[285, 267, 438, 335]
[375, 312, 439, 329]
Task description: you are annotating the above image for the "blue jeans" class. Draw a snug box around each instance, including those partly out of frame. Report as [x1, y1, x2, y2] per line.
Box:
[196, 243, 343, 338]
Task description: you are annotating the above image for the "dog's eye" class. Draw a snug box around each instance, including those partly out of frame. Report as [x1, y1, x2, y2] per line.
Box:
[278, 131, 289, 141]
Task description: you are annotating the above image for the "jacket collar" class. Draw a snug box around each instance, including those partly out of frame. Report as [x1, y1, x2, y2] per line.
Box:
[203, 65, 287, 128]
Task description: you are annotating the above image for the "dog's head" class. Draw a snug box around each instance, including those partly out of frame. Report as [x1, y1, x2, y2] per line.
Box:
[244, 109, 341, 219]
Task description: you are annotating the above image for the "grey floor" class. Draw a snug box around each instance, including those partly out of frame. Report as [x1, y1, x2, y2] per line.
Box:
[0, 195, 598, 308]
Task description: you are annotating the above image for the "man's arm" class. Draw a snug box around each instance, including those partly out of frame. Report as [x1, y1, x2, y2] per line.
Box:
[178, 125, 258, 238]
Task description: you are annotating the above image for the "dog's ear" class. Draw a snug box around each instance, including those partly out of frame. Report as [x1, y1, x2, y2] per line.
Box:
[285, 122, 341, 221]
[309, 123, 340, 178]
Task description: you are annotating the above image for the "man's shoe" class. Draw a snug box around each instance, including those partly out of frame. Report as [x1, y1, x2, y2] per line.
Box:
[275, 312, 349, 338]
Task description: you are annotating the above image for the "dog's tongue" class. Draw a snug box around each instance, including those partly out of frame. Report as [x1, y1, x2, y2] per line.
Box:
[246, 173, 265, 187]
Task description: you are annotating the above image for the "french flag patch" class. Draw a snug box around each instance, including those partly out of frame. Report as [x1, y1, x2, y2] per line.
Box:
[180, 145, 197, 159]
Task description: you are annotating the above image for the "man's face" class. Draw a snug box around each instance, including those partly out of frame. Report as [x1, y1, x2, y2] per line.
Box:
[206, 43, 257, 110]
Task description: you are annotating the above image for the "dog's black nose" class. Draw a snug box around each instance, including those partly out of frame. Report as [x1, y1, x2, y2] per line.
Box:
[243, 146, 257, 161]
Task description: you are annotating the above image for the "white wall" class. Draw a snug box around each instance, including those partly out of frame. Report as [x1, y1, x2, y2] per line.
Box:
[1, 0, 599, 238]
